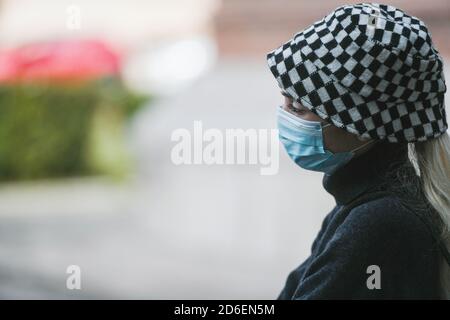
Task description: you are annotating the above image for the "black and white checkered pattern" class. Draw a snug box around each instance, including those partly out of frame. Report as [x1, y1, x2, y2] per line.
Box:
[267, 3, 447, 142]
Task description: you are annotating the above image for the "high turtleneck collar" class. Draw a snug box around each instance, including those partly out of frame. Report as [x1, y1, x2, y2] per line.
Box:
[322, 140, 409, 206]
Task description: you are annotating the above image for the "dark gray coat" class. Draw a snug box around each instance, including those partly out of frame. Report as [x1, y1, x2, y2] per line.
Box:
[278, 141, 448, 299]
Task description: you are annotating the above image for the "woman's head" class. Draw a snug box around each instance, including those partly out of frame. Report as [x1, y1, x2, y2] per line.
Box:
[267, 3, 447, 143]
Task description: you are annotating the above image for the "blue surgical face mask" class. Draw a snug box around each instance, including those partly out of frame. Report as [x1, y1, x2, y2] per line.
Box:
[277, 106, 373, 175]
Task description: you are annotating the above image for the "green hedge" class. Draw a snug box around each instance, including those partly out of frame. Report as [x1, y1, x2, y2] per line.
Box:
[0, 78, 147, 181]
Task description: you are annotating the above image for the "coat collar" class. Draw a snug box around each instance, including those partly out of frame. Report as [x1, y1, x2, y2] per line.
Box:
[322, 140, 409, 206]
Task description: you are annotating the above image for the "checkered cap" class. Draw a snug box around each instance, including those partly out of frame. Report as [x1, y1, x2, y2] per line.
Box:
[267, 3, 447, 142]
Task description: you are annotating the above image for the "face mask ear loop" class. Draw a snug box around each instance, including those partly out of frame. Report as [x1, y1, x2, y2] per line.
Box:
[351, 138, 377, 153]
[321, 122, 332, 130]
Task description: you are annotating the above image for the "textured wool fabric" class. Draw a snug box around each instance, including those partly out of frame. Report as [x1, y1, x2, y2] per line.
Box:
[267, 3, 447, 143]
[277, 141, 443, 299]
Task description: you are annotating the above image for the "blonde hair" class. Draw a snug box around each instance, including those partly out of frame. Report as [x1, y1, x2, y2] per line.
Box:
[409, 132, 450, 299]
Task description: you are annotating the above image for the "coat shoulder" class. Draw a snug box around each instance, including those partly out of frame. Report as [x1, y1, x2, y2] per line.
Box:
[342, 194, 437, 250]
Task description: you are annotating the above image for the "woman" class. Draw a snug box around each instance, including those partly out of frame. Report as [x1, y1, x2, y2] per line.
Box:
[266, 3, 450, 299]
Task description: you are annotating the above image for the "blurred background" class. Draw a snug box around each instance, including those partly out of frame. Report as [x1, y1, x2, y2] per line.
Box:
[0, 0, 448, 299]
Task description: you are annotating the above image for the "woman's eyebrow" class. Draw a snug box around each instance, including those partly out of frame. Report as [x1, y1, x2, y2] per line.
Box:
[280, 91, 309, 110]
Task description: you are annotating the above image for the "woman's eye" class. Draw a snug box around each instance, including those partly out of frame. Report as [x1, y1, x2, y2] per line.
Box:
[287, 104, 306, 116]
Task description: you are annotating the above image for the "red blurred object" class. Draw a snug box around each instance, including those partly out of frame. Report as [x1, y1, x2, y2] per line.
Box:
[0, 39, 121, 83]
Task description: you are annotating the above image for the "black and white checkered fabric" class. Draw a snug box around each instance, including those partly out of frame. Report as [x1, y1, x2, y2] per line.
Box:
[267, 3, 447, 142]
